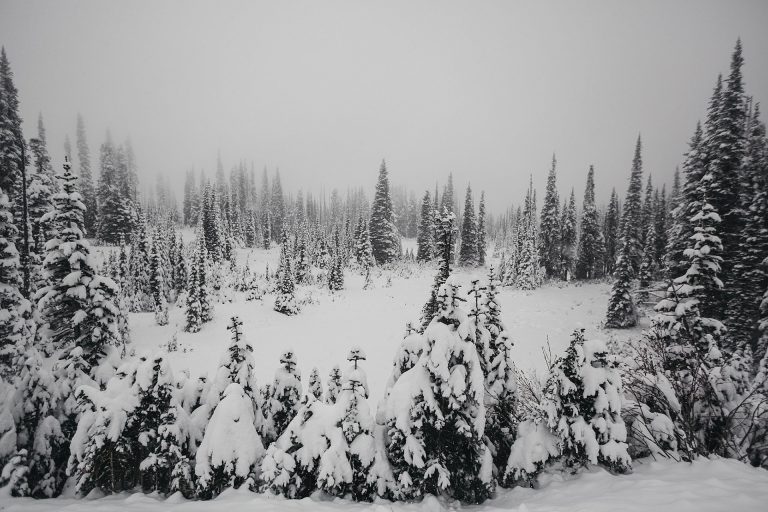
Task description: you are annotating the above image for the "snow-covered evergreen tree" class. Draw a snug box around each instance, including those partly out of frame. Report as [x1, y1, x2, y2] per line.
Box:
[575, 166, 605, 279]
[516, 179, 542, 290]
[477, 191, 487, 266]
[325, 365, 342, 405]
[728, 103, 768, 352]
[384, 278, 492, 503]
[605, 240, 637, 328]
[619, 136, 645, 274]
[0, 189, 30, 375]
[559, 189, 577, 280]
[481, 268, 518, 480]
[317, 355, 376, 501]
[420, 207, 455, 329]
[195, 383, 264, 498]
[705, 41, 747, 320]
[369, 160, 399, 265]
[263, 350, 302, 445]
[416, 191, 433, 262]
[37, 159, 120, 366]
[185, 234, 212, 332]
[96, 135, 134, 244]
[603, 188, 621, 276]
[274, 229, 299, 315]
[307, 367, 323, 402]
[541, 330, 630, 473]
[539, 155, 561, 278]
[458, 184, 477, 266]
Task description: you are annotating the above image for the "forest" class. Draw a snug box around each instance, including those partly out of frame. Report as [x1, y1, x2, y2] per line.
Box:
[0, 34, 766, 511]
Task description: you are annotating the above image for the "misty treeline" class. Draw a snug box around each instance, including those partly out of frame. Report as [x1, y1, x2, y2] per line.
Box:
[0, 38, 766, 505]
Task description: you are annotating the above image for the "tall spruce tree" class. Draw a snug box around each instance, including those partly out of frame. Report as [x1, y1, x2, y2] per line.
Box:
[539, 155, 561, 277]
[707, 41, 746, 318]
[369, 160, 399, 264]
[653, 186, 668, 270]
[37, 159, 120, 365]
[458, 184, 477, 266]
[96, 135, 133, 244]
[575, 166, 604, 279]
[270, 169, 285, 242]
[603, 188, 620, 276]
[416, 191, 434, 262]
[559, 189, 577, 280]
[666, 123, 707, 281]
[728, 103, 768, 352]
[0, 48, 28, 296]
[640, 175, 654, 250]
[0, 47, 25, 221]
[421, 207, 455, 329]
[605, 239, 637, 328]
[0, 189, 30, 375]
[619, 136, 645, 274]
[477, 191, 487, 266]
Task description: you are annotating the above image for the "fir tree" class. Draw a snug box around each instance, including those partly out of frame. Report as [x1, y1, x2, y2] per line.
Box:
[539, 155, 561, 277]
[0, 189, 30, 375]
[603, 188, 621, 276]
[369, 160, 400, 264]
[384, 279, 492, 503]
[416, 191, 434, 262]
[640, 174, 654, 250]
[459, 184, 478, 266]
[274, 229, 299, 315]
[666, 123, 707, 281]
[605, 239, 637, 328]
[421, 207, 455, 329]
[575, 166, 604, 279]
[185, 234, 212, 332]
[559, 189, 577, 280]
[515, 178, 542, 290]
[482, 269, 518, 480]
[267, 350, 302, 444]
[96, 135, 133, 244]
[0, 47, 25, 226]
[653, 186, 668, 270]
[270, 169, 285, 242]
[477, 191, 487, 266]
[0, 48, 28, 295]
[619, 136, 645, 274]
[728, 103, 768, 353]
[37, 159, 119, 365]
[707, 40, 747, 318]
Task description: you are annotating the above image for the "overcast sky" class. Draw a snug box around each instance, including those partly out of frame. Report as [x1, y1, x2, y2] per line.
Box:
[1, 0, 767, 212]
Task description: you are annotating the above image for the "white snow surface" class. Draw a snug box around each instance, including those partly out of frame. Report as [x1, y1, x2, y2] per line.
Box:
[124, 244, 623, 404]
[1, 457, 766, 511]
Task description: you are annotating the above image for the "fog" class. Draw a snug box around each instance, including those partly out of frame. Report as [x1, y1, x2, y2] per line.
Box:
[2, 0, 767, 211]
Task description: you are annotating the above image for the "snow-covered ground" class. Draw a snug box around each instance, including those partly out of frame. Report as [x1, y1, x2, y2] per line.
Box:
[7, 241, 765, 511]
[124, 243, 635, 402]
[2, 457, 766, 511]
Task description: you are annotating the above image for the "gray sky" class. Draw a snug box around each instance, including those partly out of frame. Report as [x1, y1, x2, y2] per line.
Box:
[2, 0, 767, 212]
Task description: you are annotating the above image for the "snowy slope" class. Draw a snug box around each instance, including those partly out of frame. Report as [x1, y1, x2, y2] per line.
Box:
[1, 457, 765, 511]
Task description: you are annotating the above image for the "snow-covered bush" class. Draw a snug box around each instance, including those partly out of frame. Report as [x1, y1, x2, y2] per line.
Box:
[505, 330, 631, 486]
[262, 357, 376, 501]
[195, 383, 264, 499]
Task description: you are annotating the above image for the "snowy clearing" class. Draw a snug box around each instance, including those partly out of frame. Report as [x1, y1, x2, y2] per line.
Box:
[123, 243, 633, 402]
